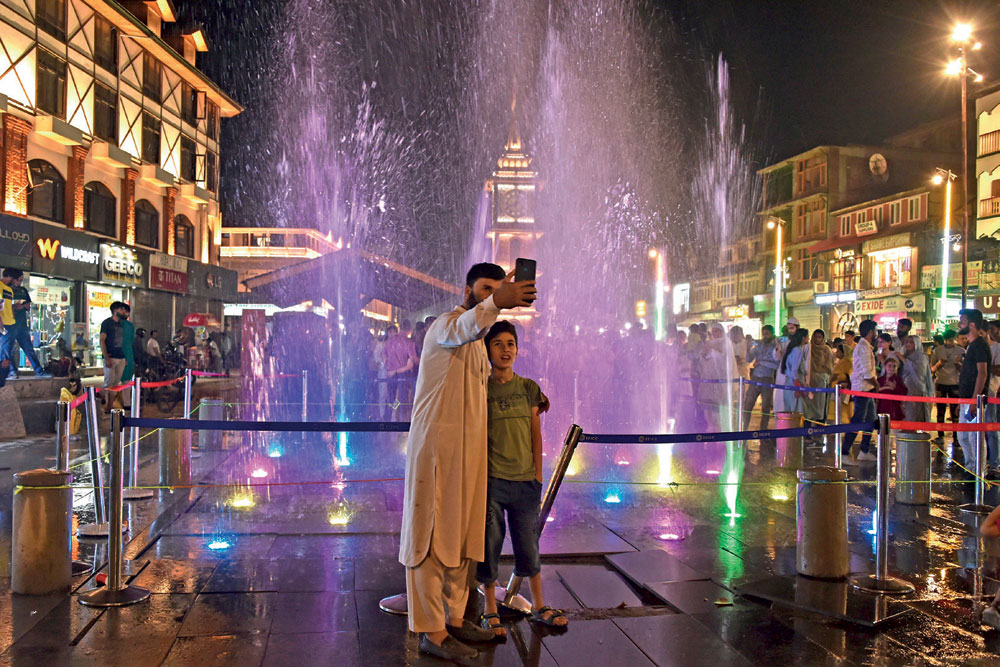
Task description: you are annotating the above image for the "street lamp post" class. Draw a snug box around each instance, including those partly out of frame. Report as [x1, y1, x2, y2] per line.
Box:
[933, 168, 957, 323]
[947, 22, 983, 308]
[767, 218, 783, 333]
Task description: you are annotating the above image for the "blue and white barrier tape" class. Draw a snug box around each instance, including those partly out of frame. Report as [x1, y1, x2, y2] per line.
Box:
[579, 421, 874, 445]
[122, 417, 411, 433]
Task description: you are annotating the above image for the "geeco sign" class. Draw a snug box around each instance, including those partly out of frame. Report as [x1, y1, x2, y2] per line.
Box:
[100, 243, 144, 286]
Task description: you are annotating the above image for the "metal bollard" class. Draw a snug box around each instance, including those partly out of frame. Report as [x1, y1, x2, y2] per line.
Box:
[895, 431, 931, 505]
[11, 468, 73, 594]
[851, 414, 915, 594]
[301, 369, 308, 423]
[572, 372, 579, 426]
[501, 424, 584, 612]
[183, 368, 193, 417]
[796, 466, 848, 579]
[976, 394, 987, 510]
[776, 411, 803, 469]
[158, 427, 192, 487]
[79, 410, 150, 607]
[834, 385, 842, 469]
[55, 400, 70, 472]
[124, 379, 153, 501]
[737, 377, 746, 431]
[198, 398, 224, 449]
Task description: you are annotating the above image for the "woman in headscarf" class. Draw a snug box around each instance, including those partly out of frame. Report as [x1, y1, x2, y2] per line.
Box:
[900, 334, 932, 423]
[780, 329, 809, 413]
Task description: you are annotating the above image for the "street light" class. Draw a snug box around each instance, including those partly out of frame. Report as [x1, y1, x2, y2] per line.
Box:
[766, 217, 783, 333]
[933, 168, 957, 322]
[946, 21, 984, 308]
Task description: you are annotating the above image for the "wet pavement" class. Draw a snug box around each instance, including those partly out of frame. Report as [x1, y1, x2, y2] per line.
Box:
[0, 408, 999, 665]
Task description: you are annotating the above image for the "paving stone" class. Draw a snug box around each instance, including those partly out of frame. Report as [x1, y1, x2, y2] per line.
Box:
[555, 564, 643, 609]
[354, 557, 405, 591]
[606, 548, 709, 585]
[129, 558, 218, 594]
[161, 633, 268, 667]
[144, 535, 275, 561]
[267, 534, 395, 559]
[644, 580, 751, 615]
[263, 631, 361, 666]
[178, 593, 275, 637]
[504, 522, 637, 556]
[691, 607, 839, 666]
[613, 614, 753, 666]
[270, 592, 358, 633]
[537, 618, 654, 665]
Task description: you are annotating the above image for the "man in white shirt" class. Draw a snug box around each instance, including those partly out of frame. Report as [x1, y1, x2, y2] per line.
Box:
[146, 329, 161, 358]
[841, 319, 879, 465]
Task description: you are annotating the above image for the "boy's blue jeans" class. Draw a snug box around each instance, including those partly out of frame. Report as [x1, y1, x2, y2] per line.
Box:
[476, 477, 542, 585]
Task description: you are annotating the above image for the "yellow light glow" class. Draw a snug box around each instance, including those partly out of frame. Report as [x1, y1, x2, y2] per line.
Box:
[931, 173, 944, 185]
[946, 58, 963, 76]
[952, 22, 973, 43]
[648, 248, 658, 259]
[230, 494, 255, 509]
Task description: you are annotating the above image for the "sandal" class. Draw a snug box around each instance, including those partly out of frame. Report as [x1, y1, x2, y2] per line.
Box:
[479, 612, 507, 639]
[530, 606, 568, 628]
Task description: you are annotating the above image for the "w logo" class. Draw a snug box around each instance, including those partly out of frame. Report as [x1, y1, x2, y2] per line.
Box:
[37, 238, 60, 260]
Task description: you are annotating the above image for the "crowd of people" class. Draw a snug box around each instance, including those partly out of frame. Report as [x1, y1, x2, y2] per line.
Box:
[675, 311, 999, 471]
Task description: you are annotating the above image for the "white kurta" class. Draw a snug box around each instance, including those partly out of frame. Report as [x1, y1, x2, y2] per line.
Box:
[399, 295, 500, 568]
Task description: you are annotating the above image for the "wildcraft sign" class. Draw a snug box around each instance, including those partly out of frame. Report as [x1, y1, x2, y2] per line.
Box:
[31, 222, 99, 280]
[100, 243, 144, 286]
[149, 253, 188, 293]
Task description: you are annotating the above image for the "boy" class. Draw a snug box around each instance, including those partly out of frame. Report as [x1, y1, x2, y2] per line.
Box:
[476, 321, 567, 638]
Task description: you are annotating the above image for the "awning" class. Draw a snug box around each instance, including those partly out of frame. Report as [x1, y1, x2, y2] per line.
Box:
[242, 248, 462, 311]
[182, 312, 221, 329]
[808, 236, 858, 255]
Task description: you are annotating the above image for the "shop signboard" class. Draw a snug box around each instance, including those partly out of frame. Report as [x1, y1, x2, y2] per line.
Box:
[31, 222, 100, 280]
[723, 305, 749, 319]
[0, 214, 32, 270]
[920, 262, 982, 289]
[975, 295, 1000, 314]
[855, 218, 878, 236]
[859, 286, 900, 299]
[855, 293, 926, 314]
[33, 285, 70, 305]
[187, 260, 238, 299]
[100, 243, 145, 287]
[862, 232, 912, 255]
[149, 253, 189, 293]
[813, 290, 857, 306]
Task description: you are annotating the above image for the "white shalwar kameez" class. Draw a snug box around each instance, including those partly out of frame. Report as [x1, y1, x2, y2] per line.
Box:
[399, 294, 500, 632]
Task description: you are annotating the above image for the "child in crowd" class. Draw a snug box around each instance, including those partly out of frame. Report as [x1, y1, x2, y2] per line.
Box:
[476, 321, 567, 639]
[876, 357, 907, 421]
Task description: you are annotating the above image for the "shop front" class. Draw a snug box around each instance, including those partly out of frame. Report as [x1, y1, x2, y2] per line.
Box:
[0, 214, 31, 271]
[719, 304, 762, 338]
[854, 292, 927, 337]
[920, 261, 980, 327]
[813, 289, 858, 338]
[90, 243, 147, 366]
[787, 288, 822, 332]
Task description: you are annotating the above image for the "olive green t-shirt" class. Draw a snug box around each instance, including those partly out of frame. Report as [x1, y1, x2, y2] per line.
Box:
[487, 374, 542, 481]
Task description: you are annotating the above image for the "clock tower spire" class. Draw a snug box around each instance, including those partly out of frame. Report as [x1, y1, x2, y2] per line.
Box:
[485, 84, 540, 275]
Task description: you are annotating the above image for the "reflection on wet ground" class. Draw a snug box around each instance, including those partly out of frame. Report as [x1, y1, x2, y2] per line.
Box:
[0, 415, 999, 665]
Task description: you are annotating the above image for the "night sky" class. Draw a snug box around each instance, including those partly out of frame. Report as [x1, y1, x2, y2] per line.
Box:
[179, 0, 1000, 277]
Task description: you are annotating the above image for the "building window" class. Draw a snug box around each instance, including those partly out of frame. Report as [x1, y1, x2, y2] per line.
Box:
[181, 82, 197, 126]
[831, 257, 862, 292]
[180, 136, 197, 181]
[36, 49, 66, 118]
[93, 82, 117, 143]
[141, 112, 160, 164]
[174, 215, 195, 258]
[207, 101, 219, 140]
[27, 160, 64, 223]
[889, 201, 902, 225]
[134, 199, 158, 248]
[907, 196, 921, 222]
[839, 214, 851, 237]
[142, 52, 161, 102]
[36, 0, 66, 41]
[94, 15, 117, 72]
[206, 150, 217, 192]
[796, 156, 827, 194]
[795, 249, 822, 282]
[870, 247, 912, 289]
[795, 199, 824, 238]
[83, 181, 116, 236]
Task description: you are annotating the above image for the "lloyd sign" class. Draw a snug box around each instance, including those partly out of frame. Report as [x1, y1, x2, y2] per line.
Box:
[100, 244, 144, 286]
[149, 253, 188, 293]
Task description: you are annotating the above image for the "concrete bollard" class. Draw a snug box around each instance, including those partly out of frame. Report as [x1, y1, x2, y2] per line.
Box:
[896, 431, 931, 505]
[158, 428, 191, 486]
[198, 399, 224, 449]
[796, 466, 849, 579]
[12, 468, 72, 594]
[776, 411, 803, 469]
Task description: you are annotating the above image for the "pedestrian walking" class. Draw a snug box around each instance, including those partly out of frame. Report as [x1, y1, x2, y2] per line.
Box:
[842, 319, 879, 465]
[956, 309, 991, 470]
[0, 269, 47, 377]
[780, 329, 809, 414]
[99, 302, 129, 412]
[804, 328, 833, 442]
[931, 329, 964, 446]
[743, 325, 779, 430]
[900, 335, 933, 423]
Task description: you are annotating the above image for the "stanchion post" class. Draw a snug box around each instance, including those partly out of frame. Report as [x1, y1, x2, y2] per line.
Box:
[501, 424, 584, 612]
[850, 414, 914, 594]
[572, 372, 579, 426]
[301, 369, 308, 422]
[124, 379, 153, 500]
[976, 394, 987, 509]
[86, 387, 106, 524]
[79, 410, 150, 608]
[55, 400, 69, 472]
[834, 385, 842, 469]
[737, 377, 746, 432]
[183, 368, 193, 417]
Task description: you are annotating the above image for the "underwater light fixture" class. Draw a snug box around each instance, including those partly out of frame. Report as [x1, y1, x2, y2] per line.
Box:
[251, 468, 268, 478]
[604, 492, 622, 504]
[658, 533, 682, 541]
[207, 540, 230, 550]
[267, 444, 284, 458]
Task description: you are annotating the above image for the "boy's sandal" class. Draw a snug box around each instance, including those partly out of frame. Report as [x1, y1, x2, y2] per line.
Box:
[530, 606, 567, 628]
[479, 612, 507, 638]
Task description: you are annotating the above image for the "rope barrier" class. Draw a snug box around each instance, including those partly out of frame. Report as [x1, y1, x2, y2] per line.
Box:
[15, 476, 405, 493]
[122, 417, 411, 433]
[745, 378, 837, 394]
[69, 393, 88, 410]
[891, 420, 1000, 432]
[191, 370, 228, 377]
[680, 377, 738, 384]
[579, 421, 873, 445]
[843, 389, 974, 404]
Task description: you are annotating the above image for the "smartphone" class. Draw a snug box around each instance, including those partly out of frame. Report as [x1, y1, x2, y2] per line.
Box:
[514, 257, 536, 283]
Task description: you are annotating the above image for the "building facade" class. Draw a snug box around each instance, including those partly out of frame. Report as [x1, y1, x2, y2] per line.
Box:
[0, 0, 240, 369]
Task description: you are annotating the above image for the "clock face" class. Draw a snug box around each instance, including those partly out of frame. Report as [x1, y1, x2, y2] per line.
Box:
[501, 189, 530, 219]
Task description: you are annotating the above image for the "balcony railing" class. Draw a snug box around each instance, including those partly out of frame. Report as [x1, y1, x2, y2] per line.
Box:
[980, 129, 1000, 156]
[980, 196, 1000, 218]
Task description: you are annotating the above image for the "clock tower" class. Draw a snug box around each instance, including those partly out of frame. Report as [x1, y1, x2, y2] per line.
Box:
[485, 88, 540, 273]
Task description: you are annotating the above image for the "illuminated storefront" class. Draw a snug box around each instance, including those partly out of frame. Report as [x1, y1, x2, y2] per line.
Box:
[863, 233, 916, 292]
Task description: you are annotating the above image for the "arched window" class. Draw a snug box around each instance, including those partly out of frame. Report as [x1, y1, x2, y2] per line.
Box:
[27, 159, 64, 223]
[174, 214, 194, 258]
[134, 199, 159, 249]
[83, 181, 116, 236]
